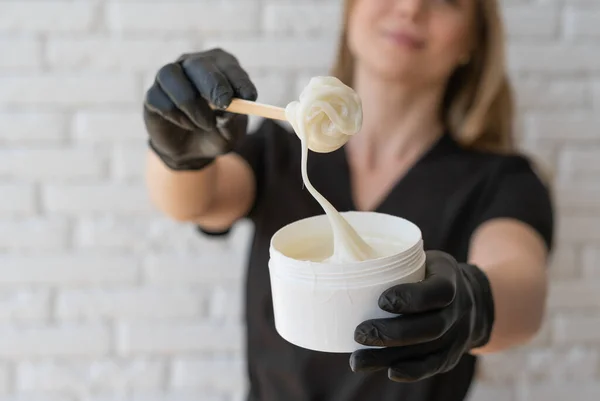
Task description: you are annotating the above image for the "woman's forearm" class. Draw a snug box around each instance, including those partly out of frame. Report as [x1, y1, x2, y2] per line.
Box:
[471, 259, 547, 354]
[468, 219, 549, 355]
[145, 150, 218, 222]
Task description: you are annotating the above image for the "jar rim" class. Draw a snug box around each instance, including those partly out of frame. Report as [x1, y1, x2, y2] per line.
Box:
[271, 212, 422, 260]
[269, 211, 424, 280]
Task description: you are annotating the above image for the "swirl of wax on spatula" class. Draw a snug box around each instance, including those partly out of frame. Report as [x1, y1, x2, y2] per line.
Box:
[285, 76, 377, 263]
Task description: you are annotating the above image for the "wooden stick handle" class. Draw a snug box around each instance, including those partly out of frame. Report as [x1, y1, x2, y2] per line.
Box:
[222, 98, 288, 122]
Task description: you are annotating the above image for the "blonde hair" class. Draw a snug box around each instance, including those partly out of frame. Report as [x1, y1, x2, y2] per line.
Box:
[331, 0, 514, 153]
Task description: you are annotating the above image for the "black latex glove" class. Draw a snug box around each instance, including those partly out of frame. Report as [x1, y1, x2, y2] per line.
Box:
[143, 48, 258, 171]
[350, 250, 495, 382]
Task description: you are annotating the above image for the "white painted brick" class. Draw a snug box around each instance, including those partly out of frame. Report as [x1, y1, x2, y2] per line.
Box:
[582, 247, 600, 278]
[525, 347, 598, 381]
[46, 37, 196, 72]
[557, 148, 600, 180]
[504, 5, 559, 38]
[208, 285, 242, 322]
[465, 383, 514, 401]
[0, 255, 138, 286]
[144, 254, 244, 285]
[116, 322, 243, 355]
[56, 287, 201, 320]
[565, 7, 600, 38]
[519, 382, 600, 401]
[107, 1, 259, 34]
[263, 3, 342, 35]
[513, 138, 557, 179]
[557, 215, 600, 242]
[73, 110, 145, 143]
[42, 184, 155, 215]
[0, 364, 8, 395]
[229, 390, 247, 401]
[112, 143, 146, 181]
[0, 0, 594, 397]
[228, 219, 253, 256]
[251, 74, 294, 108]
[526, 114, 600, 142]
[0, 75, 138, 107]
[539, 0, 600, 3]
[0, 183, 35, 216]
[73, 216, 215, 252]
[501, 0, 532, 5]
[171, 358, 245, 391]
[141, 72, 159, 99]
[203, 39, 336, 70]
[478, 344, 596, 384]
[91, 392, 223, 401]
[514, 79, 590, 110]
[0, 291, 50, 322]
[0, 38, 40, 69]
[548, 280, 600, 309]
[553, 315, 600, 343]
[0, 396, 70, 401]
[0, 112, 66, 145]
[0, 217, 68, 251]
[0, 324, 110, 358]
[75, 216, 153, 251]
[0, 1, 97, 33]
[555, 179, 600, 212]
[547, 244, 579, 279]
[477, 350, 525, 383]
[0, 148, 107, 181]
[525, 319, 552, 348]
[16, 359, 165, 394]
[508, 44, 600, 73]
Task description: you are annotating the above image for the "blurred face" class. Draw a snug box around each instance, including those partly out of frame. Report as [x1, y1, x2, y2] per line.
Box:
[347, 0, 476, 85]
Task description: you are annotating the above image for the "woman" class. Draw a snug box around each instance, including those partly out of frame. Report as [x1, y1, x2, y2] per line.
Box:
[143, 0, 553, 400]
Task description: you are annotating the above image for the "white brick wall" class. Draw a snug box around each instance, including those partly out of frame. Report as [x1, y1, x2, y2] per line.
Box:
[0, 0, 597, 400]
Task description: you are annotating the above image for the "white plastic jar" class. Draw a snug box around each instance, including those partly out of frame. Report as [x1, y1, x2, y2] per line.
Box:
[268, 211, 426, 353]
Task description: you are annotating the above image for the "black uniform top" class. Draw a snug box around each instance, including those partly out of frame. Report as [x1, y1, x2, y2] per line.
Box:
[199, 119, 554, 401]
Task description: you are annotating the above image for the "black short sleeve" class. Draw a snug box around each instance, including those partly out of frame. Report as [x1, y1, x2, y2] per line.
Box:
[474, 155, 554, 251]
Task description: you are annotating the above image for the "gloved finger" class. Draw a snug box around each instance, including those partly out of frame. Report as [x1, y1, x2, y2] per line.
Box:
[155, 63, 216, 130]
[350, 348, 395, 373]
[144, 82, 195, 131]
[204, 49, 258, 101]
[218, 63, 258, 101]
[354, 309, 454, 347]
[424, 250, 461, 277]
[181, 56, 235, 109]
[388, 352, 447, 383]
[379, 253, 456, 314]
[349, 338, 441, 373]
[156, 62, 217, 131]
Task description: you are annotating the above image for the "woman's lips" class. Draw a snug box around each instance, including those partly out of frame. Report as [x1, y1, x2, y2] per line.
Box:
[383, 30, 426, 50]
